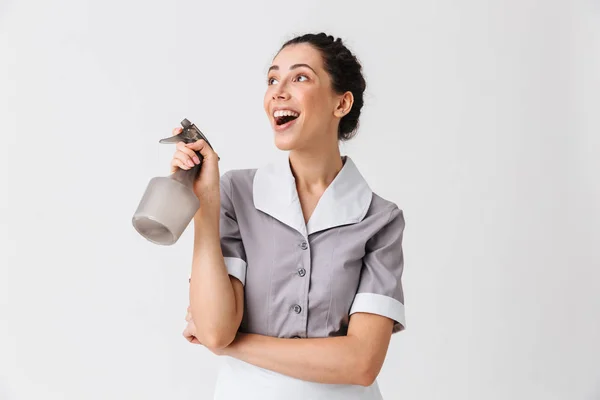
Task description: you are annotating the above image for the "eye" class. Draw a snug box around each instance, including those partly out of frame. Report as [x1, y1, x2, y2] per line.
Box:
[267, 77, 278, 85]
[295, 74, 309, 82]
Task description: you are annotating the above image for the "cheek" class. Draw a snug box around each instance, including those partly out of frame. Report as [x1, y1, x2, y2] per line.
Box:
[302, 90, 330, 123]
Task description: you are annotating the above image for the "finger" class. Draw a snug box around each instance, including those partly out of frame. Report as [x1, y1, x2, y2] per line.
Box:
[183, 324, 194, 339]
[173, 151, 196, 168]
[174, 145, 201, 168]
[186, 334, 197, 344]
[185, 139, 217, 161]
[183, 322, 199, 343]
[176, 142, 201, 164]
[173, 151, 196, 169]
[187, 335, 200, 344]
[172, 127, 183, 136]
[170, 157, 191, 172]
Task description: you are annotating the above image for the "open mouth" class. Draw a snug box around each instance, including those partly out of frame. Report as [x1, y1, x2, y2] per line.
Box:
[274, 110, 300, 126]
[275, 115, 298, 125]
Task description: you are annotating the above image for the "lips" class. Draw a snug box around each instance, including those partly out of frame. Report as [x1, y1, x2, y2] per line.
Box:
[273, 109, 300, 126]
[272, 106, 300, 131]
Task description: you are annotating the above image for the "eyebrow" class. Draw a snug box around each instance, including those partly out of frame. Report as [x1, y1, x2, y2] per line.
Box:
[268, 63, 317, 74]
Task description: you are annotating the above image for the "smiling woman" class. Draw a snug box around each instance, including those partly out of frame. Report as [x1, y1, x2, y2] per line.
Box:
[179, 32, 406, 400]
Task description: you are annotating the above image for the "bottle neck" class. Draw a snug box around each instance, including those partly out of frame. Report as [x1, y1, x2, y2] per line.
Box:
[171, 166, 199, 188]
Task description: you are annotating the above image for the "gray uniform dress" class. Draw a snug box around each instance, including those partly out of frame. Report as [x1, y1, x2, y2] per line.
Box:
[212, 155, 406, 400]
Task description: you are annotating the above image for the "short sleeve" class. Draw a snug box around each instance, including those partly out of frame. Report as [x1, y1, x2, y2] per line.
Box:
[349, 206, 406, 333]
[219, 171, 248, 286]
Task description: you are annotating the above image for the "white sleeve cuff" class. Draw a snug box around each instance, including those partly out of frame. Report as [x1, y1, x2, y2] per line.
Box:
[224, 257, 247, 286]
[349, 292, 406, 332]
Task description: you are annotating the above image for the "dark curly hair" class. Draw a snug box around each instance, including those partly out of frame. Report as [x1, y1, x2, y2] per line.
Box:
[279, 33, 366, 141]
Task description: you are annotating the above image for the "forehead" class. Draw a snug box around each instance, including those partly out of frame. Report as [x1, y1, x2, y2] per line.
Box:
[271, 43, 324, 71]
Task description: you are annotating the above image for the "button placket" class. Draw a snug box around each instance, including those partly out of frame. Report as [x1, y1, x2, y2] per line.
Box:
[291, 235, 310, 338]
[299, 237, 310, 337]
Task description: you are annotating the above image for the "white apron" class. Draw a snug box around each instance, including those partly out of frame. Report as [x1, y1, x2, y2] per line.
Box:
[213, 356, 385, 400]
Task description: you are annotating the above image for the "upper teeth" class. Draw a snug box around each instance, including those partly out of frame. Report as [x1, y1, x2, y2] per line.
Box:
[274, 110, 299, 118]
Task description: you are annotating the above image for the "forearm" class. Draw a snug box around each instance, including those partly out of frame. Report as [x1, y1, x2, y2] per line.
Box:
[223, 333, 375, 386]
[189, 198, 239, 348]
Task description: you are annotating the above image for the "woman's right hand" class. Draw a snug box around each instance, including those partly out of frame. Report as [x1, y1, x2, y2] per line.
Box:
[169, 127, 200, 174]
[169, 127, 221, 204]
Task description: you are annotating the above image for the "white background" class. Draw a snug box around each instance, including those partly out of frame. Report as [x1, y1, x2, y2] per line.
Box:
[1, 0, 599, 399]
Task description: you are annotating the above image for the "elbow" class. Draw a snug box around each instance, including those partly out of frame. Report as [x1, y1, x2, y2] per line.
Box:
[199, 329, 236, 352]
[190, 310, 242, 352]
[353, 358, 382, 387]
[354, 369, 378, 387]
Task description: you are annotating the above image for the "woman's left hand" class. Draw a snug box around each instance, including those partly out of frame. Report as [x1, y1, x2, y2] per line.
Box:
[183, 308, 201, 345]
[182, 307, 229, 355]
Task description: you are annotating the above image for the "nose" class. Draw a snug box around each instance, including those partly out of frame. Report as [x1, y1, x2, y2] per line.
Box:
[272, 83, 290, 101]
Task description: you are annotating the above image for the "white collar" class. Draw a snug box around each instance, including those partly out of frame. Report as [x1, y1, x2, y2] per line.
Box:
[253, 155, 373, 238]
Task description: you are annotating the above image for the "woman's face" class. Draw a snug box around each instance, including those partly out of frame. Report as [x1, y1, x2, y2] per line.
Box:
[264, 43, 345, 151]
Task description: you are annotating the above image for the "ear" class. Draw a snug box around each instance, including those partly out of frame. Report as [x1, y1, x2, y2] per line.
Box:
[334, 91, 354, 118]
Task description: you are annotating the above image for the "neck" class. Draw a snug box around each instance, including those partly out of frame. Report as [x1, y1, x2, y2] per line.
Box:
[288, 145, 344, 195]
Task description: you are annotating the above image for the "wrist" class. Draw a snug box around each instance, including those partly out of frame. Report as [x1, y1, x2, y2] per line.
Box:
[194, 204, 219, 225]
[197, 187, 220, 208]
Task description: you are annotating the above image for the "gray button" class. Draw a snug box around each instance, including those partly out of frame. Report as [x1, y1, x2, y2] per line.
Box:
[300, 241, 308, 250]
[297, 268, 306, 277]
[292, 304, 302, 314]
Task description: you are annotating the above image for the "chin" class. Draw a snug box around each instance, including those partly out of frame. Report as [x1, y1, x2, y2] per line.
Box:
[272, 120, 305, 151]
[274, 134, 300, 151]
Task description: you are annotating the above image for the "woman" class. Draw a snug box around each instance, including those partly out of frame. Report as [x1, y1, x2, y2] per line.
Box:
[176, 33, 406, 400]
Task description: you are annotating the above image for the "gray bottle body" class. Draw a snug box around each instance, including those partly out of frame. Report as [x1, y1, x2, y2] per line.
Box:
[132, 118, 215, 245]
